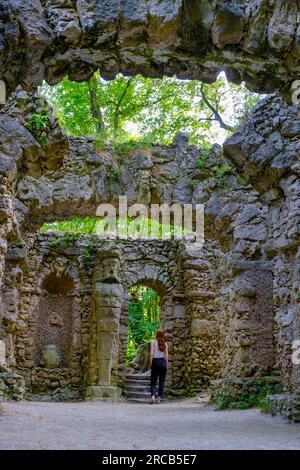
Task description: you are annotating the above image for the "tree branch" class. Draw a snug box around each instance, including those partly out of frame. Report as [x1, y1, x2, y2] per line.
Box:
[200, 83, 235, 132]
[114, 78, 133, 137]
[118, 92, 176, 118]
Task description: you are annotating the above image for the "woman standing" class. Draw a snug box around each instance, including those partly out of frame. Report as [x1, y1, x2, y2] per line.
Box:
[150, 329, 168, 404]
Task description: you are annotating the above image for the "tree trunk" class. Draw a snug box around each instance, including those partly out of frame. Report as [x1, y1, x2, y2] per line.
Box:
[113, 77, 133, 139]
[88, 75, 106, 136]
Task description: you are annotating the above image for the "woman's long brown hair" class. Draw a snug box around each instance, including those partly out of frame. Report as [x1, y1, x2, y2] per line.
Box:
[156, 329, 166, 352]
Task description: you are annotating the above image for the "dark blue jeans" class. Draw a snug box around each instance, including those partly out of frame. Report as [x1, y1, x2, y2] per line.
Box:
[151, 358, 167, 397]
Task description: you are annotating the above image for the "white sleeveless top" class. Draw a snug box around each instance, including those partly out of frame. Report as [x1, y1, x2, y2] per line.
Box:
[151, 340, 165, 358]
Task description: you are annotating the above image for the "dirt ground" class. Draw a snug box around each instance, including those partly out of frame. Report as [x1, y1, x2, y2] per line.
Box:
[0, 399, 299, 450]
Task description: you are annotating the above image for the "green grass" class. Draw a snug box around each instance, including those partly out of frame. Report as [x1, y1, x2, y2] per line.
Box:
[111, 140, 153, 157]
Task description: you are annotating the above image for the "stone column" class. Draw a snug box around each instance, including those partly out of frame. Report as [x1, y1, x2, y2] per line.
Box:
[86, 251, 123, 400]
[96, 282, 123, 386]
[292, 248, 300, 396]
[0, 339, 6, 367]
[180, 243, 220, 395]
[117, 292, 130, 387]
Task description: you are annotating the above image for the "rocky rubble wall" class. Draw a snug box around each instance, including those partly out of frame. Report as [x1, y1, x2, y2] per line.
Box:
[182, 242, 221, 394]
[224, 94, 300, 400]
[1, 1, 300, 97]
[0, 90, 300, 416]
[1, 233, 222, 398]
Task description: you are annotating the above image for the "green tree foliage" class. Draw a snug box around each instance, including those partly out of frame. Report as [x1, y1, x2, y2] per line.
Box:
[41, 217, 98, 234]
[41, 216, 188, 239]
[25, 107, 51, 146]
[41, 72, 260, 146]
[126, 286, 160, 363]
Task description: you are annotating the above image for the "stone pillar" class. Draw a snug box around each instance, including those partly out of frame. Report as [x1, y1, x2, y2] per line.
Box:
[1, 265, 23, 368]
[96, 282, 123, 386]
[167, 301, 186, 395]
[292, 248, 300, 396]
[181, 243, 220, 395]
[0, 237, 7, 319]
[159, 300, 174, 393]
[86, 251, 123, 400]
[0, 79, 6, 105]
[0, 339, 6, 367]
[117, 292, 130, 387]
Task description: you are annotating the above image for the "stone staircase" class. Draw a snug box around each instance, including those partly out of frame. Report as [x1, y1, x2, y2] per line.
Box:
[124, 372, 151, 403]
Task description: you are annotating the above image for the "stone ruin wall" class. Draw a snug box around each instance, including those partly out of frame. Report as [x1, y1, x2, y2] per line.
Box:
[0, 0, 299, 419]
[224, 95, 300, 404]
[2, 234, 86, 399]
[1, 88, 299, 412]
[1, 1, 300, 98]
[1, 232, 221, 399]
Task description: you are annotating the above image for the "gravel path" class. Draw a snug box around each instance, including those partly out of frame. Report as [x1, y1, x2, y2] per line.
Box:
[0, 400, 300, 450]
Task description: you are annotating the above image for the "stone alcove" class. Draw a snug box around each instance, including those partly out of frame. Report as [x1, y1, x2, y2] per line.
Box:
[36, 271, 75, 368]
[24, 254, 83, 397]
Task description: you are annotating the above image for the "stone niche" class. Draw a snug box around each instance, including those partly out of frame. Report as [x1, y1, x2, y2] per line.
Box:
[221, 266, 275, 379]
[240, 269, 274, 373]
[34, 264, 75, 368]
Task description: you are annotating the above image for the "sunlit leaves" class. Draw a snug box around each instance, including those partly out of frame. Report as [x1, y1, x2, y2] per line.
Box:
[41, 216, 187, 239]
[40, 72, 261, 146]
[127, 286, 160, 363]
[41, 217, 98, 233]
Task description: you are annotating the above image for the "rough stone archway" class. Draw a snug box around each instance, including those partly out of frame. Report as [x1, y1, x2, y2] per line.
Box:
[0, 87, 299, 418]
[0, 0, 300, 420]
[118, 260, 185, 395]
[1, 1, 300, 97]
[1, 230, 224, 400]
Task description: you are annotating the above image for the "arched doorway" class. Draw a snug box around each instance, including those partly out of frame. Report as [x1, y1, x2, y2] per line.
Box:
[126, 285, 160, 372]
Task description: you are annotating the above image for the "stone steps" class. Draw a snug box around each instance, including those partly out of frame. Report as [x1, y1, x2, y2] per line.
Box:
[125, 373, 151, 381]
[125, 379, 150, 386]
[124, 383, 149, 392]
[124, 390, 150, 399]
[124, 373, 151, 403]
